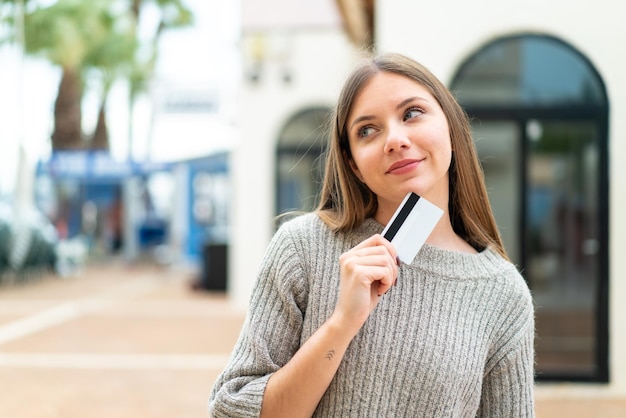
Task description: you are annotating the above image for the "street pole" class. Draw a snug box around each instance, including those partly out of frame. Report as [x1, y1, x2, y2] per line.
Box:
[7, 0, 37, 272]
[13, 0, 34, 222]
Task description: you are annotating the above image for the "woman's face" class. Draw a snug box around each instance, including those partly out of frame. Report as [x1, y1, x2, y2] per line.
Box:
[346, 71, 452, 221]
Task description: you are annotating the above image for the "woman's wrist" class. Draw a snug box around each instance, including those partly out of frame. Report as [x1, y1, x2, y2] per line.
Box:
[326, 310, 363, 342]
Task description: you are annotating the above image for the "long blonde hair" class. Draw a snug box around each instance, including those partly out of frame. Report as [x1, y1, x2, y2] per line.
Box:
[315, 53, 508, 259]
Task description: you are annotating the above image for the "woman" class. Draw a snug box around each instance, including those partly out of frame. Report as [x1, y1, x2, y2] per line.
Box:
[209, 53, 535, 417]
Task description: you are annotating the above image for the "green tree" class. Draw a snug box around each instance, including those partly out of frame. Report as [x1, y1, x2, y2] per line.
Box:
[122, 0, 193, 157]
[85, 0, 193, 151]
[0, 0, 193, 152]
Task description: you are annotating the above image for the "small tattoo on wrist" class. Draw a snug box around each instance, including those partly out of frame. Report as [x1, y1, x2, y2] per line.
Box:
[325, 349, 335, 360]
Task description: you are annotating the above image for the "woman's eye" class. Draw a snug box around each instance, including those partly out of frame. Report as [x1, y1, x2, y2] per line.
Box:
[403, 107, 424, 121]
[357, 126, 375, 138]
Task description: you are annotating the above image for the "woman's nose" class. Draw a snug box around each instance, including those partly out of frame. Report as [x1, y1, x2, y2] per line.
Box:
[383, 126, 411, 153]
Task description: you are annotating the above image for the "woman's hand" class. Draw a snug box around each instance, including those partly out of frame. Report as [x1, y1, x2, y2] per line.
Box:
[331, 234, 398, 336]
[258, 234, 398, 418]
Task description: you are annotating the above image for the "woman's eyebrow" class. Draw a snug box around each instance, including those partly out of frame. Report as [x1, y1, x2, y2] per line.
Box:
[349, 115, 374, 130]
[396, 96, 429, 110]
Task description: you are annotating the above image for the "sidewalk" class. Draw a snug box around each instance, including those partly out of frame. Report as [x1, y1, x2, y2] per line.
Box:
[0, 261, 624, 417]
[0, 260, 245, 418]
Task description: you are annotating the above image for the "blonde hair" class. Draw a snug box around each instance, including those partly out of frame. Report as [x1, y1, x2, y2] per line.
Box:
[315, 53, 508, 259]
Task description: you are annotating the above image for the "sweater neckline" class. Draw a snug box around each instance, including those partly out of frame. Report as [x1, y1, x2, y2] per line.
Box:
[358, 217, 511, 281]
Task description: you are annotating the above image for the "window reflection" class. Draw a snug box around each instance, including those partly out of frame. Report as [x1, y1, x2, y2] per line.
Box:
[528, 121, 599, 375]
[454, 36, 604, 106]
[275, 107, 330, 224]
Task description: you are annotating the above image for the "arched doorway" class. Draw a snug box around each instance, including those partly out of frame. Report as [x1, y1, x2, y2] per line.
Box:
[275, 107, 332, 222]
[451, 34, 609, 382]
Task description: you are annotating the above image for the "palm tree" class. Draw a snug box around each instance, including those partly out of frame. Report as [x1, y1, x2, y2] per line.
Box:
[124, 0, 193, 157]
[101, 0, 193, 153]
[1, 0, 193, 152]
[84, 19, 138, 150]
[18, 0, 122, 150]
[85, 0, 193, 152]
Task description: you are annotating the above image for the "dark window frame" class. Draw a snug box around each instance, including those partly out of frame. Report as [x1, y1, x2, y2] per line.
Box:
[274, 107, 332, 221]
[451, 33, 610, 383]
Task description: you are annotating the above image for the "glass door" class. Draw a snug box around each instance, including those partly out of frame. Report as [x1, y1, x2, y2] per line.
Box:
[525, 120, 601, 377]
[472, 118, 604, 379]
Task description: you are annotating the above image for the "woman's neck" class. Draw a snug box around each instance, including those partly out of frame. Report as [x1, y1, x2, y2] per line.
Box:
[426, 215, 477, 254]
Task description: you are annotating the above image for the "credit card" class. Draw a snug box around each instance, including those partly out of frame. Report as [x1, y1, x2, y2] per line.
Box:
[381, 192, 443, 264]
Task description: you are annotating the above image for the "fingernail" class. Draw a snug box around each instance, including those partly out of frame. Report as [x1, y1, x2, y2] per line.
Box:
[396, 256, 401, 266]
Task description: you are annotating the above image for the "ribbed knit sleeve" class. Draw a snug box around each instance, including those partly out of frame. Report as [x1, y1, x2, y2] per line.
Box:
[208, 220, 311, 418]
[478, 273, 535, 417]
[478, 326, 535, 417]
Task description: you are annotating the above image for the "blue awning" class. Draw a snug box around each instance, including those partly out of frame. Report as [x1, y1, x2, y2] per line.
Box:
[36, 151, 172, 181]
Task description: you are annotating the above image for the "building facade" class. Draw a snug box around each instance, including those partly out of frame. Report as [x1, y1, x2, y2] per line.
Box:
[231, 0, 625, 396]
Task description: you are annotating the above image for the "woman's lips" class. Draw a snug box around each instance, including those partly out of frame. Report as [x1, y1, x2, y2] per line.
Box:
[386, 159, 421, 175]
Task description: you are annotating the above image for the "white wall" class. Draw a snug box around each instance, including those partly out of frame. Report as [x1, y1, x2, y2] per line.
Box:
[230, 29, 357, 310]
[377, 0, 626, 395]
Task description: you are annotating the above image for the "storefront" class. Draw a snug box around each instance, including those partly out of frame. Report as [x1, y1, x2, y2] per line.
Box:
[373, 0, 625, 392]
[233, 0, 625, 393]
[35, 151, 230, 268]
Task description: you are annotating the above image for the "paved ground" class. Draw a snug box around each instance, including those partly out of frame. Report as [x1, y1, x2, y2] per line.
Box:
[0, 261, 624, 417]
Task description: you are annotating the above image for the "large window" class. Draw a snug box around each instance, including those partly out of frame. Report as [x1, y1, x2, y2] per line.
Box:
[275, 107, 331, 220]
[451, 34, 609, 381]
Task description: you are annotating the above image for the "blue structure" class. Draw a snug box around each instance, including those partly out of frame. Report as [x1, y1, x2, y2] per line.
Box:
[35, 151, 230, 275]
[175, 152, 229, 262]
[36, 151, 172, 249]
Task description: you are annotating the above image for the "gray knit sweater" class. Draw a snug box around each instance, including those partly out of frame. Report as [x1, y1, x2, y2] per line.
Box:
[209, 213, 535, 417]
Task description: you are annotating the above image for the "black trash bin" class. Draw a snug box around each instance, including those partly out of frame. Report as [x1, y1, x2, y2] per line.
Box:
[200, 243, 228, 291]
